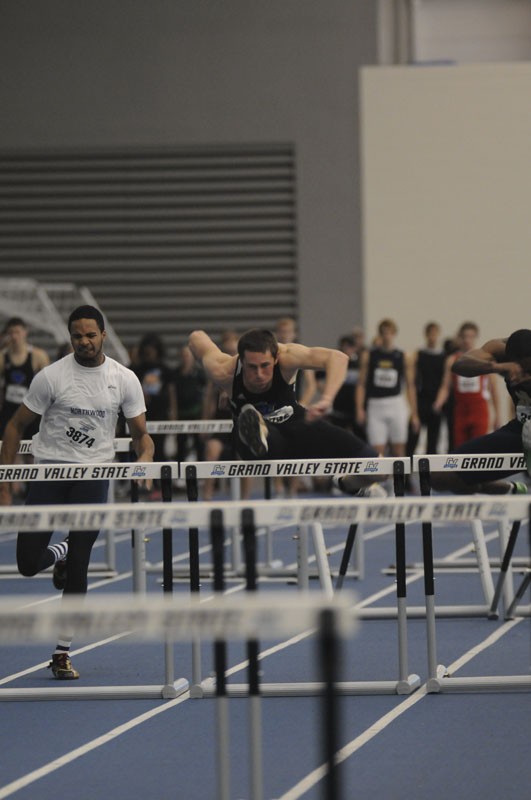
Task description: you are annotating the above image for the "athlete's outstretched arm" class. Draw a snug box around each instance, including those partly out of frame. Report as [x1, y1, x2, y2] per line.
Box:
[279, 343, 348, 421]
[188, 330, 236, 390]
[452, 338, 525, 382]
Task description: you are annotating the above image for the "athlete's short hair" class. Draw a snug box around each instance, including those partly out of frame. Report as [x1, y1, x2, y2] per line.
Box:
[378, 318, 397, 336]
[3, 317, 27, 332]
[68, 305, 105, 333]
[457, 321, 479, 337]
[505, 329, 531, 362]
[238, 329, 279, 360]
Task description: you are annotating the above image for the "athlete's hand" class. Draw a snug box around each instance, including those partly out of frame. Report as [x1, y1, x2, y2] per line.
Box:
[305, 399, 332, 423]
[498, 361, 528, 383]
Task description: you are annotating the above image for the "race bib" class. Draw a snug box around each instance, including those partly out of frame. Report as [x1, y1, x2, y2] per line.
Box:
[65, 417, 98, 449]
[5, 384, 28, 404]
[373, 368, 398, 389]
[516, 404, 531, 423]
[456, 376, 481, 393]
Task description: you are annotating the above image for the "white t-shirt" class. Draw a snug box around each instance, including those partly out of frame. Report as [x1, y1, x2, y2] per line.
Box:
[24, 354, 146, 463]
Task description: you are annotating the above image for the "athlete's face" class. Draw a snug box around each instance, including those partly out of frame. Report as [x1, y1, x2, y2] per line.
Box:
[5, 324, 27, 349]
[70, 319, 106, 367]
[241, 349, 277, 393]
[458, 328, 478, 353]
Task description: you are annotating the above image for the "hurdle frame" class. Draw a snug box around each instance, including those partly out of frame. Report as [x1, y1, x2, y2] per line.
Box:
[413, 453, 531, 621]
[0, 461, 190, 702]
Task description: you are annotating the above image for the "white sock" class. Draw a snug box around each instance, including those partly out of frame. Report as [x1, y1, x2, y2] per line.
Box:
[48, 541, 68, 563]
[54, 639, 72, 656]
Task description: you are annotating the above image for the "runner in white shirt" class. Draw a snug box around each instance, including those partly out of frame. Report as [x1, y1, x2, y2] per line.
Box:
[0, 305, 154, 680]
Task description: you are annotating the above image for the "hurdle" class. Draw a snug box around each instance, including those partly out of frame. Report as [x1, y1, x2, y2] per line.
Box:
[0, 437, 134, 578]
[0, 591, 355, 800]
[182, 456, 409, 584]
[0, 462, 187, 701]
[398, 492, 531, 693]
[413, 454, 530, 620]
[0, 497, 420, 697]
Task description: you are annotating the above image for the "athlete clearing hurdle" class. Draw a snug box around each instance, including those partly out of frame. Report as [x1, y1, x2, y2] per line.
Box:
[188, 328, 386, 497]
[0, 305, 154, 680]
[431, 328, 531, 495]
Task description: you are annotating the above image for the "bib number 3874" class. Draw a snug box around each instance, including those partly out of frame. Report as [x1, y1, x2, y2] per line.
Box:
[66, 426, 96, 448]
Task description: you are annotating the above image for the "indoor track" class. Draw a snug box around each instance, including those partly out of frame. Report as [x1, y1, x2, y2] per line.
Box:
[1, 484, 530, 800]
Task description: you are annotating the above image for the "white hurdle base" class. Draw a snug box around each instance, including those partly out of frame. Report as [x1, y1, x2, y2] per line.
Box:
[357, 604, 494, 619]
[0, 677, 189, 702]
[192, 675, 421, 698]
[426, 675, 531, 693]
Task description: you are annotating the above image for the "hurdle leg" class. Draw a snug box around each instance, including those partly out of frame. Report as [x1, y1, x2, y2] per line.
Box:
[319, 608, 341, 800]
[263, 475, 276, 567]
[211, 509, 231, 800]
[505, 571, 531, 618]
[489, 520, 520, 618]
[186, 465, 204, 693]
[161, 465, 180, 697]
[296, 525, 310, 590]
[352, 523, 365, 581]
[335, 524, 358, 591]
[418, 459, 447, 689]
[229, 477, 243, 572]
[130, 478, 147, 594]
[242, 509, 264, 800]
[469, 519, 495, 607]
[310, 522, 334, 598]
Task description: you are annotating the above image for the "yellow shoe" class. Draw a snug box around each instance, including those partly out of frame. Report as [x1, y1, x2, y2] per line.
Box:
[48, 653, 80, 680]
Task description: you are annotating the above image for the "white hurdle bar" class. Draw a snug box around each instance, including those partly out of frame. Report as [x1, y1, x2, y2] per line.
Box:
[413, 454, 531, 620]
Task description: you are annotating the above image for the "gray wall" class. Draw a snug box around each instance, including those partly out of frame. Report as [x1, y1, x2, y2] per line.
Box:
[0, 0, 378, 347]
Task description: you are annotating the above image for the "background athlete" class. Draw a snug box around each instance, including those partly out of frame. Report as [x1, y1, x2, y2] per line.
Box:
[0, 305, 154, 680]
[188, 327, 385, 496]
[431, 328, 531, 495]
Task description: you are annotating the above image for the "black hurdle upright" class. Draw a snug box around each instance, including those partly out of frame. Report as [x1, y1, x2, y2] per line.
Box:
[185, 464, 203, 688]
[129, 449, 145, 593]
[505, 502, 531, 618]
[489, 519, 522, 618]
[392, 460, 410, 683]
[160, 464, 179, 696]
[418, 459, 441, 682]
[210, 508, 231, 800]
[335, 521, 359, 591]
[242, 508, 263, 800]
[319, 608, 342, 800]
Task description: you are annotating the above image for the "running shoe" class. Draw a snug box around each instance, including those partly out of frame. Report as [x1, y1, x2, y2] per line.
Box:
[522, 418, 531, 477]
[238, 405, 268, 457]
[48, 653, 80, 680]
[510, 481, 528, 494]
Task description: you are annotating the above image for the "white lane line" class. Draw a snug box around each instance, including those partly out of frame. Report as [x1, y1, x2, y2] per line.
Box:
[0, 691, 191, 800]
[276, 617, 525, 800]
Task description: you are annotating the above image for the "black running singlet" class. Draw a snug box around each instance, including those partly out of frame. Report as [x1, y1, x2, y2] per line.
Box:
[366, 348, 404, 399]
[0, 349, 36, 433]
[230, 360, 305, 424]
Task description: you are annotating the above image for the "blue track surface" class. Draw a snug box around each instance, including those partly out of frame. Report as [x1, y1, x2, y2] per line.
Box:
[1, 488, 530, 800]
